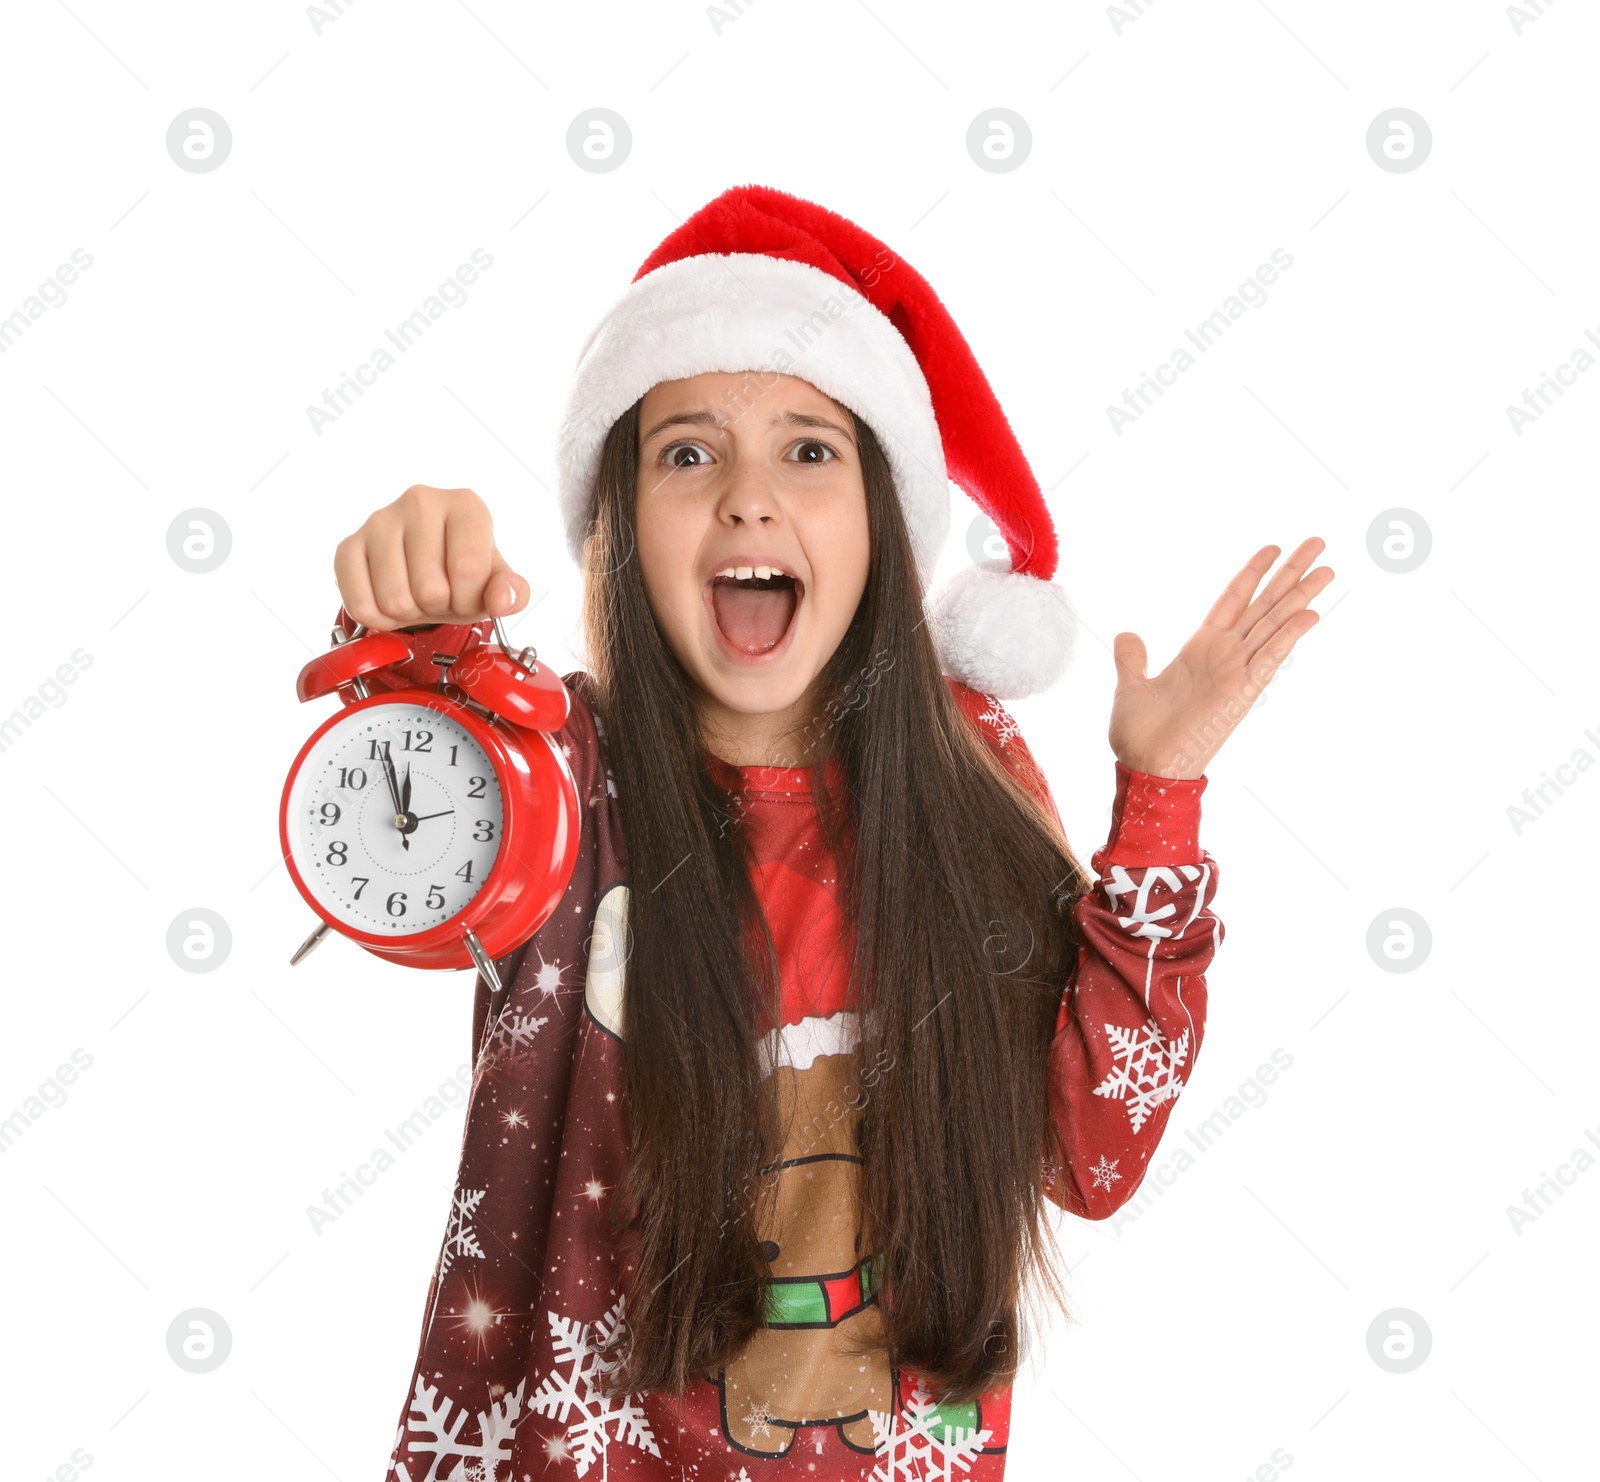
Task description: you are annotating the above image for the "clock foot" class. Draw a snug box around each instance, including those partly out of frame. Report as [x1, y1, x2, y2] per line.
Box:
[463, 929, 503, 994]
[290, 919, 333, 966]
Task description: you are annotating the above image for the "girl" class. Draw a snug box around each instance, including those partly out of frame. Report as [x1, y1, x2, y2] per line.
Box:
[328, 186, 1331, 1480]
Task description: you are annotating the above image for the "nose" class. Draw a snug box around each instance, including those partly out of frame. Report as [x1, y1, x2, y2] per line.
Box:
[716, 445, 782, 528]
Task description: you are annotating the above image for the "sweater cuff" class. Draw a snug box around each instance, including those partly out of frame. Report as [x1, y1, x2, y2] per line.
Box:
[1101, 760, 1207, 866]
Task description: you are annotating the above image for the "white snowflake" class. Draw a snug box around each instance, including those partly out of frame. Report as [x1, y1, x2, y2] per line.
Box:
[529, 1295, 660, 1478]
[496, 1010, 550, 1056]
[741, 1397, 774, 1440]
[1089, 1155, 1122, 1191]
[438, 1187, 487, 1277]
[1092, 1019, 1189, 1132]
[869, 1379, 991, 1481]
[975, 695, 1020, 748]
[393, 1373, 527, 1482]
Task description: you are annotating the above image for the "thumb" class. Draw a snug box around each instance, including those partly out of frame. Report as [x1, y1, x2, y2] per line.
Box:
[482, 548, 530, 619]
[1112, 631, 1148, 685]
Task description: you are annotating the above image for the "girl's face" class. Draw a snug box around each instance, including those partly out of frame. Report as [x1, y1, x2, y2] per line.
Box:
[633, 372, 872, 760]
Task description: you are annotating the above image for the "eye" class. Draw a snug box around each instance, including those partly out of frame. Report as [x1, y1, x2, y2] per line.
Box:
[785, 439, 838, 465]
[660, 441, 712, 468]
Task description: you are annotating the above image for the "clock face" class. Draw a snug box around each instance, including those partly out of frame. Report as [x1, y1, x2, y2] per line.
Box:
[288, 702, 506, 936]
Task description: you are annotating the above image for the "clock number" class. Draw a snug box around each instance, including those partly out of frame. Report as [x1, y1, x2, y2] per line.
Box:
[455, 861, 474, 884]
[473, 819, 496, 842]
[318, 802, 341, 826]
[327, 841, 348, 865]
[367, 740, 388, 761]
[337, 767, 368, 790]
[447, 745, 459, 766]
[402, 729, 433, 753]
[352, 877, 370, 900]
[468, 776, 487, 799]
[426, 884, 446, 910]
[386, 891, 407, 917]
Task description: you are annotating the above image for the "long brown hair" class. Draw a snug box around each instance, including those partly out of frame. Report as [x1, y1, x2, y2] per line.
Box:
[580, 394, 1093, 1404]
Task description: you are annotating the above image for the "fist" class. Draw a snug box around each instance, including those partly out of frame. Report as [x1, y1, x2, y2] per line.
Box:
[333, 485, 529, 631]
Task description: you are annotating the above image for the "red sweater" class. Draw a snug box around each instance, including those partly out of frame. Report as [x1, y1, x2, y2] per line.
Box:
[360, 626, 1222, 1481]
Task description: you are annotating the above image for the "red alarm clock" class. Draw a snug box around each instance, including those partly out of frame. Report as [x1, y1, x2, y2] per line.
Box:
[279, 615, 581, 991]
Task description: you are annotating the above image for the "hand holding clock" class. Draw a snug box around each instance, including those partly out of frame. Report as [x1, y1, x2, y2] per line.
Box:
[334, 485, 530, 631]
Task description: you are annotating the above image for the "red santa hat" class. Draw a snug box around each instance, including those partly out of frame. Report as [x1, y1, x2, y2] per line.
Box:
[555, 184, 1075, 699]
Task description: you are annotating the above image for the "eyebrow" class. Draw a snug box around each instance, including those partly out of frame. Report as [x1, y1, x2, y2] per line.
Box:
[639, 408, 858, 447]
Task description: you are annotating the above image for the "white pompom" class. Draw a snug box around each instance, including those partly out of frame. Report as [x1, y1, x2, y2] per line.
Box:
[925, 559, 1077, 699]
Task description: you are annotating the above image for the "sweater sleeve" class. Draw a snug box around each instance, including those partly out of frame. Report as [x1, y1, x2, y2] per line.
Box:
[1042, 762, 1220, 1218]
[943, 679, 1222, 1219]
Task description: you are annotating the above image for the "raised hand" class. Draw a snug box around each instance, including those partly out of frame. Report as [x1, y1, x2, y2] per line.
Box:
[1108, 537, 1334, 780]
[334, 485, 530, 631]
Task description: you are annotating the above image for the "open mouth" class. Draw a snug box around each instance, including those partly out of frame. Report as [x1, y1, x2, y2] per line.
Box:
[707, 570, 803, 659]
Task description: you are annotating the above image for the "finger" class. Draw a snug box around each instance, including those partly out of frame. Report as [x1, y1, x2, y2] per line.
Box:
[1112, 631, 1149, 687]
[1235, 536, 1327, 636]
[1247, 607, 1320, 680]
[1242, 564, 1334, 661]
[483, 549, 529, 618]
[333, 533, 383, 631]
[1202, 544, 1281, 631]
[441, 494, 495, 618]
[403, 504, 454, 619]
[365, 514, 423, 626]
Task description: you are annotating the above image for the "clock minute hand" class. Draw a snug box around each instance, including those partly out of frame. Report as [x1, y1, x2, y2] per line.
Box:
[377, 743, 412, 851]
[378, 742, 404, 819]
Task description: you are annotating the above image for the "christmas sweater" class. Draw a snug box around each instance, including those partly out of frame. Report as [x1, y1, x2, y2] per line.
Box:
[360, 622, 1222, 1482]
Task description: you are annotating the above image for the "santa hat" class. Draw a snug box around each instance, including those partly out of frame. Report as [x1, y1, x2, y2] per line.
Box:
[554, 184, 1075, 699]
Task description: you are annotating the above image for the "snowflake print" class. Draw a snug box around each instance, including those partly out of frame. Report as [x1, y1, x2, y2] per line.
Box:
[529, 1295, 660, 1479]
[438, 1187, 487, 1277]
[741, 1397, 775, 1440]
[393, 1372, 527, 1482]
[975, 694, 1020, 749]
[869, 1379, 991, 1481]
[1101, 863, 1208, 942]
[1089, 1155, 1122, 1192]
[1092, 1019, 1189, 1133]
[494, 1009, 549, 1059]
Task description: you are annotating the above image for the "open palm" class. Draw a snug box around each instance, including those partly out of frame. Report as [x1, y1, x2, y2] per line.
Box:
[1109, 538, 1334, 780]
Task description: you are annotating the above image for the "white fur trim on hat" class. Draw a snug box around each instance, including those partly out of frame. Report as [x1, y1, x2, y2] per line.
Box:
[925, 559, 1077, 700]
[555, 253, 950, 586]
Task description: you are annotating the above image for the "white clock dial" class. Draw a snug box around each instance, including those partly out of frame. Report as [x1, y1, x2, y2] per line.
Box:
[289, 703, 505, 935]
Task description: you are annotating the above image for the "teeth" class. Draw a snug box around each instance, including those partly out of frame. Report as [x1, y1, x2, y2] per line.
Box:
[712, 564, 792, 581]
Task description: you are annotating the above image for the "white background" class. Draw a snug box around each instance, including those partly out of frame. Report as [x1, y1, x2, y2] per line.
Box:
[2, 1, 1595, 1478]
